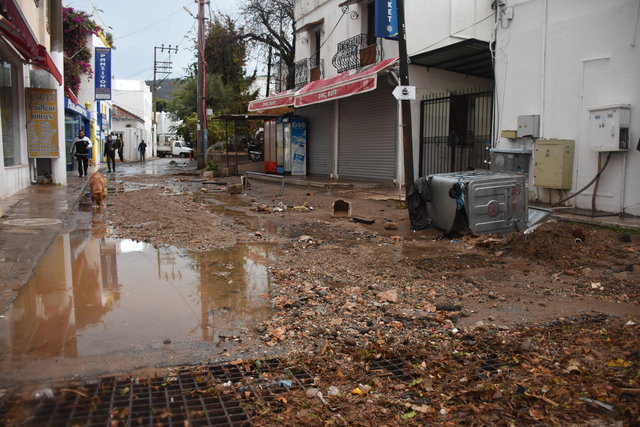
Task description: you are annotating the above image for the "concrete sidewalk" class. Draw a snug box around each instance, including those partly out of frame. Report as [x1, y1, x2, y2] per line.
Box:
[0, 170, 95, 312]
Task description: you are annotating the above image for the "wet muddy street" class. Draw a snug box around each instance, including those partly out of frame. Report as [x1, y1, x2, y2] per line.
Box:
[1, 159, 638, 425]
[0, 224, 278, 384]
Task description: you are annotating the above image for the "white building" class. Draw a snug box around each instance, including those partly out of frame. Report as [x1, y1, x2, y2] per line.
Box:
[250, 0, 639, 216]
[112, 79, 152, 157]
[0, 0, 65, 197]
[155, 111, 181, 144]
[112, 104, 146, 161]
[493, 0, 640, 216]
[251, 0, 494, 184]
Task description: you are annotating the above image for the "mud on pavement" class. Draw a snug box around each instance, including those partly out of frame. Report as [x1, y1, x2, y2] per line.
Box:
[2, 164, 639, 425]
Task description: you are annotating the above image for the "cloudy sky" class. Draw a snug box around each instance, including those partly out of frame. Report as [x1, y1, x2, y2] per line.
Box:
[63, 0, 244, 81]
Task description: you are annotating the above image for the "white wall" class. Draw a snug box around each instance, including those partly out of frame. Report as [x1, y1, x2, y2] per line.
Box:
[113, 80, 152, 151]
[155, 111, 181, 142]
[294, 0, 398, 79]
[111, 122, 146, 161]
[406, 0, 494, 55]
[494, 0, 640, 215]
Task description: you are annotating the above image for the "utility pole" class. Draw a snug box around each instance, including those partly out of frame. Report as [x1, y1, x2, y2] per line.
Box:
[266, 46, 272, 97]
[152, 44, 178, 153]
[397, 0, 415, 197]
[196, 0, 208, 169]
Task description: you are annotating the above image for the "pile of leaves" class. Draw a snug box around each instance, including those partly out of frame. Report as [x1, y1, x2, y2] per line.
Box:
[250, 316, 640, 425]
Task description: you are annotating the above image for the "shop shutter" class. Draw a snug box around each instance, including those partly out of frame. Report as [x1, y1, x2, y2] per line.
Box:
[338, 79, 397, 181]
[296, 102, 335, 176]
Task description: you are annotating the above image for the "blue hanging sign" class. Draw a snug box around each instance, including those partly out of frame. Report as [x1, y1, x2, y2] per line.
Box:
[375, 0, 398, 40]
[95, 47, 112, 100]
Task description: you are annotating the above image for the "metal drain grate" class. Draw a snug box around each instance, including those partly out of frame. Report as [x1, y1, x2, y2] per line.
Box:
[369, 357, 418, 381]
[19, 359, 314, 426]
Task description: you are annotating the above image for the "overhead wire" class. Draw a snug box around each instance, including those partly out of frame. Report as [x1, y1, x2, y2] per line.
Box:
[115, 6, 186, 41]
[411, 13, 496, 57]
[319, 6, 349, 50]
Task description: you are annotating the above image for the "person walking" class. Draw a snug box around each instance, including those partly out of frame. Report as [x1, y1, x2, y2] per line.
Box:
[138, 140, 147, 162]
[71, 129, 92, 177]
[116, 135, 124, 162]
[104, 133, 117, 173]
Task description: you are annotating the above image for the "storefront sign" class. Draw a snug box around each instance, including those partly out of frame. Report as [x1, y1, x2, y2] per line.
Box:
[95, 47, 111, 100]
[290, 118, 306, 176]
[26, 88, 59, 158]
[248, 90, 295, 111]
[64, 97, 89, 119]
[392, 85, 416, 100]
[375, 0, 398, 39]
[294, 77, 377, 107]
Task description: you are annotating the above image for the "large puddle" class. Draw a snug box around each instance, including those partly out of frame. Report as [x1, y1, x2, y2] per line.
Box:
[0, 222, 276, 373]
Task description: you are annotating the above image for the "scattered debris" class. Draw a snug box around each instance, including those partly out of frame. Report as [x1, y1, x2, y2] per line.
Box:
[351, 217, 375, 225]
[332, 199, 352, 218]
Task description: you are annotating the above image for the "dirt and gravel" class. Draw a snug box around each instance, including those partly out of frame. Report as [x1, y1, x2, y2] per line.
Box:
[4, 165, 639, 425]
[96, 167, 640, 424]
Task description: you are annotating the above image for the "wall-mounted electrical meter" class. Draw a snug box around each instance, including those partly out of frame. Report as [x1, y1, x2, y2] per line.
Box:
[588, 104, 631, 151]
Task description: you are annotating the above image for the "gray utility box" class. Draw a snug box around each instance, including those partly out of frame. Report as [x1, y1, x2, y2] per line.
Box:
[490, 148, 532, 173]
[426, 171, 527, 235]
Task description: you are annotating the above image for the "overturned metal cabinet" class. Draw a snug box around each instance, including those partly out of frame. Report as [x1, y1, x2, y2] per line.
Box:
[426, 171, 527, 234]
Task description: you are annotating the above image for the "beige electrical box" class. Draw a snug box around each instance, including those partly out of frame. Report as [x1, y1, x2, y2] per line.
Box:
[534, 139, 575, 189]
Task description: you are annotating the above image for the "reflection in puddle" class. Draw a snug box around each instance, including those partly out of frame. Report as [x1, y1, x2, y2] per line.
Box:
[0, 223, 275, 367]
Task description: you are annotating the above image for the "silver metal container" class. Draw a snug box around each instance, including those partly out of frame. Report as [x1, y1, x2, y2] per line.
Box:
[426, 171, 527, 234]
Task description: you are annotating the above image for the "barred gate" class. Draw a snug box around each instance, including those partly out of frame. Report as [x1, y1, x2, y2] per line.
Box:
[419, 89, 493, 176]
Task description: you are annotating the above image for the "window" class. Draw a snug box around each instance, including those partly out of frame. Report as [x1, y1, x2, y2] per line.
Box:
[366, 1, 376, 46]
[312, 30, 321, 67]
[0, 59, 19, 167]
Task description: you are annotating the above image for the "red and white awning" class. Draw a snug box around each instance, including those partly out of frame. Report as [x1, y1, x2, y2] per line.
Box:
[294, 56, 398, 108]
[248, 57, 399, 112]
[0, 0, 62, 85]
[248, 89, 295, 112]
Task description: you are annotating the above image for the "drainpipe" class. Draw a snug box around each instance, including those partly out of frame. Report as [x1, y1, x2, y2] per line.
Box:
[539, 0, 547, 141]
[50, 0, 67, 185]
[389, 70, 403, 189]
[332, 100, 339, 180]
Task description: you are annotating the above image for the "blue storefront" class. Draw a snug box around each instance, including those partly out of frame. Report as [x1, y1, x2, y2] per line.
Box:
[64, 98, 90, 171]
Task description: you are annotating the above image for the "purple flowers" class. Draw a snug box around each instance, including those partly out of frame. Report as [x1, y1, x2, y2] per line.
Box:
[62, 7, 102, 95]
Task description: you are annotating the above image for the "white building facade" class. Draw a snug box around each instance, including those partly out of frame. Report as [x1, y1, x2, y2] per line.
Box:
[493, 0, 640, 215]
[252, 0, 494, 185]
[112, 79, 152, 157]
[0, 0, 66, 197]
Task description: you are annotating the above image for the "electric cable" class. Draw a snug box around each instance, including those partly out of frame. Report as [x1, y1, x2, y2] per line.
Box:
[115, 7, 185, 41]
[552, 151, 613, 206]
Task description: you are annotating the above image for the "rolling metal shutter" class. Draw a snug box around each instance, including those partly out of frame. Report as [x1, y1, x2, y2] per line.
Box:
[296, 102, 334, 176]
[338, 79, 397, 181]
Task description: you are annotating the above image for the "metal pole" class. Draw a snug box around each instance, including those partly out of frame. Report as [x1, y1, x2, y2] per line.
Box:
[397, 0, 415, 197]
[266, 45, 272, 97]
[152, 47, 157, 145]
[152, 45, 177, 153]
[196, 0, 207, 169]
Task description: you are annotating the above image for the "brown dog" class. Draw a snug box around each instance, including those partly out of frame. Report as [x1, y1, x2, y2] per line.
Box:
[89, 172, 107, 206]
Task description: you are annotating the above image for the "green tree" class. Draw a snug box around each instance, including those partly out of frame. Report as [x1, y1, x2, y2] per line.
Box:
[167, 16, 257, 148]
[240, 0, 295, 89]
[155, 98, 169, 112]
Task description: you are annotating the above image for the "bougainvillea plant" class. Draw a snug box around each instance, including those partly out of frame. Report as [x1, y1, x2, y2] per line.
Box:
[62, 7, 101, 96]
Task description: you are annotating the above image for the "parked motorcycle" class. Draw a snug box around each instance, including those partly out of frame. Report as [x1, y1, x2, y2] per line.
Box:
[247, 129, 264, 162]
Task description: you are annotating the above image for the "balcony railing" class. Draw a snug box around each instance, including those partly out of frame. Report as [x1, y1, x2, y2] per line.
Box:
[293, 55, 324, 88]
[331, 33, 383, 74]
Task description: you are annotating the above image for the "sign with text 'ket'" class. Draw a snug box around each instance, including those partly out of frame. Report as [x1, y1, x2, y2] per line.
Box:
[95, 47, 111, 100]
[375, 0, 398, 39]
